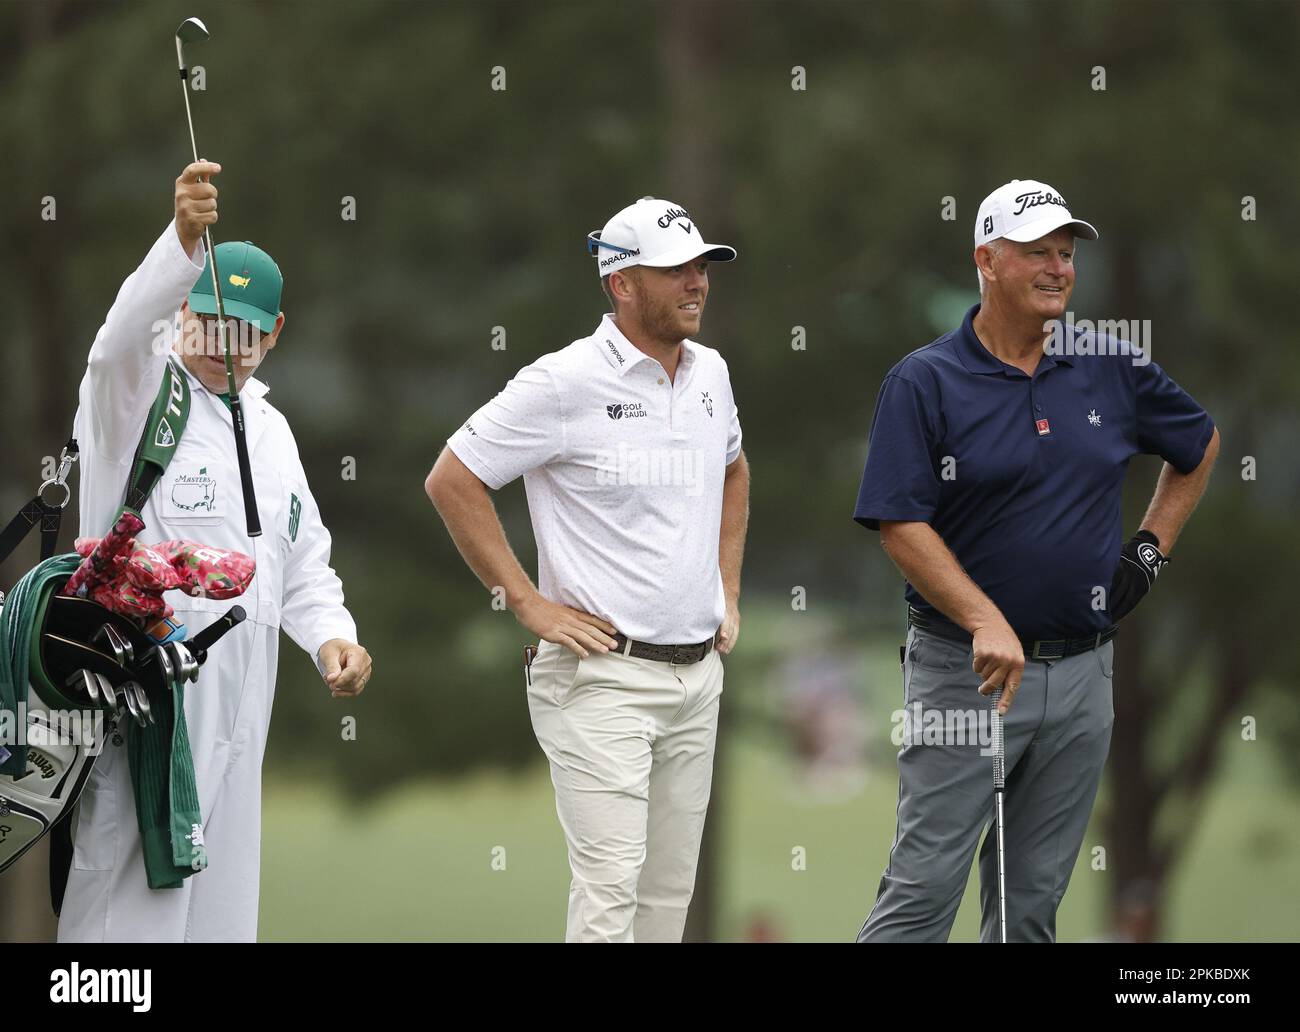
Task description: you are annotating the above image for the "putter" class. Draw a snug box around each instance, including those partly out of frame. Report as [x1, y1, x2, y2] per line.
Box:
[991, 688, 1007, 943]
[174, 16, 262, 536]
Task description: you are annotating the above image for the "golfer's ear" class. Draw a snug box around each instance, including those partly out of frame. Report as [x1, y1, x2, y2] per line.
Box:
[974, 244, 998, 282]
[610, 270, 635, 305]
[265, 311, 285, 349]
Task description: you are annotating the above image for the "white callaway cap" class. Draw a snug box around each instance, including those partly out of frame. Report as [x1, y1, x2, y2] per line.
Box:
[588, 198, 736, 278]
[974, 179, 1099, 247]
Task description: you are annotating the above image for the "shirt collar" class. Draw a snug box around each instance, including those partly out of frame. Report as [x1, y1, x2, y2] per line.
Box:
[592, 313, 696, 378]
[955, 303, 1073, 377]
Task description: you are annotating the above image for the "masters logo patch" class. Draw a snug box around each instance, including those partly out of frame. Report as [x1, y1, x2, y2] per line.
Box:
[171, 467, 217, 512]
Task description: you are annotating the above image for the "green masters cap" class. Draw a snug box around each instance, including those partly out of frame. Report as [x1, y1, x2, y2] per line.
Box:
[189, 241, 283, 333]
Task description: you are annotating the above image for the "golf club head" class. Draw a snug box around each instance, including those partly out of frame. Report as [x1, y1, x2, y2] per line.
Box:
[165, 642, 199, 685]
[119, 682, 143, 725]
[95, 623, 132, 666]
[176, 16, 209, 42]
[155, 642, 176, 689]
[70, 668, 99, 705]
[130, 684, 154, 726]
[96, 674, 122, 718]
[175, 16, 209, 69]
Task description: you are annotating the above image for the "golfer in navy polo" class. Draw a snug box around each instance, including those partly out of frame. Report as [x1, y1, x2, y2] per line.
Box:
[853, 179, 1219, 942]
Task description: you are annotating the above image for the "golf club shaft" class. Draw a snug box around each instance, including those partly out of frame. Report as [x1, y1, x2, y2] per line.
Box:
[178, 47, 262, 536]
[992, 687, 1007, 943]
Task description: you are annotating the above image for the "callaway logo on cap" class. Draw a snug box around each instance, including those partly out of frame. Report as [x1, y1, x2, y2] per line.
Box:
[587, 197, 736, 278]
[974, 179, 1099, 247]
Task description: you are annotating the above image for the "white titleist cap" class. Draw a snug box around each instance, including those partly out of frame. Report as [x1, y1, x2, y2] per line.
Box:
[588, 198, 736, 278]
[974, 179, 1099, 247]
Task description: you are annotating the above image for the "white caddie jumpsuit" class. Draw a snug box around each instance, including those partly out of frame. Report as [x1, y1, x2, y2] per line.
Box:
[56, 221, 357, 942]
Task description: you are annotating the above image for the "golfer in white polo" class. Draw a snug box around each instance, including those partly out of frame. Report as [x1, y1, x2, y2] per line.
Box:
[425, 198, 749, 942]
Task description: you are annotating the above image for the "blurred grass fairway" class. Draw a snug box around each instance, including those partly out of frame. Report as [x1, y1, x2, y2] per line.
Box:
[260, 732, 1299, 942]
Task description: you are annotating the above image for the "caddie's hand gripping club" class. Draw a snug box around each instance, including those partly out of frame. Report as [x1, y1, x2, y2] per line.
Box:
[174, 16, 261, 536]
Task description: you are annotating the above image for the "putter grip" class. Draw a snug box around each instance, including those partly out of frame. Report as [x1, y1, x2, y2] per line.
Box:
[189, 605, 247, 659]
[990, 690, 1006, 789]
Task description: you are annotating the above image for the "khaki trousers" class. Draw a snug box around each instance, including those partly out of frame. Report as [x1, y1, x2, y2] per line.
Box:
[526, 641, 724, 943]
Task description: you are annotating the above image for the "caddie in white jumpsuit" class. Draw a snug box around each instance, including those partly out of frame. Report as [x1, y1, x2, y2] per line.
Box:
[426, 199, 751, 942]
[57, 162, 373, 943]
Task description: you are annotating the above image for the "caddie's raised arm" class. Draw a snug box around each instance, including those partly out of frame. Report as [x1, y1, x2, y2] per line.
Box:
[80, 162, 218, 463]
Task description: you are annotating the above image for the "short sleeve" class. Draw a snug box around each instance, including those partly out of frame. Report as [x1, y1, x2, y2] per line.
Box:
[1135, 361, 1215, 473]
[726, 399, 743, 466]
[723, 362, 742, 464]
[446, 362, 564, 489]
[852, 373, 942, 531]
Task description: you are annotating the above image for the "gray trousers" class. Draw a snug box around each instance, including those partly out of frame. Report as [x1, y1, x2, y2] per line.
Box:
[858, 625, 1114, 942]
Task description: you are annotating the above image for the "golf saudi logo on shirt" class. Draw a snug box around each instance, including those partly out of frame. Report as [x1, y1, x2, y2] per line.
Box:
[172, 467, 217, 512]
[288, 493, 302, 542]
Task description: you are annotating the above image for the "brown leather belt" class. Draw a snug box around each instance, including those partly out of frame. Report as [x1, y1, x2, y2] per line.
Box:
[610, 633, 715, 665]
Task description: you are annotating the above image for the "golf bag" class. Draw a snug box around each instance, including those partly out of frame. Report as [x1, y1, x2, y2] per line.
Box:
[0, 445, 90, 883]
[1, 357, 248, 907]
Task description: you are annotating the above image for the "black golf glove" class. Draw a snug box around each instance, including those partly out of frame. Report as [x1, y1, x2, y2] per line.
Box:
[1108, 529, 1169, 623]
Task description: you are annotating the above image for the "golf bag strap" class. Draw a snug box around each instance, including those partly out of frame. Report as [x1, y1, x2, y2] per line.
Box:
[0, 438, 77, 567]
[123, 356, 190, 515]
[49, 808, 75, 915]
[0, 499, 62, 565]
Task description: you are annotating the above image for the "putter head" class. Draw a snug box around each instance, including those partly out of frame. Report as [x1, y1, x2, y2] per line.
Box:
[175, 16, 209, 69]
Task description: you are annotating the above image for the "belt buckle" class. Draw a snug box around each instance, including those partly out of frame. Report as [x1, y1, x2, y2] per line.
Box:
[1031, 640, 1044, 661]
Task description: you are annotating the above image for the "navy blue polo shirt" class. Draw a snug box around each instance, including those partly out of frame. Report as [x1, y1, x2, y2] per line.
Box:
[854, 304, 1214, 640]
